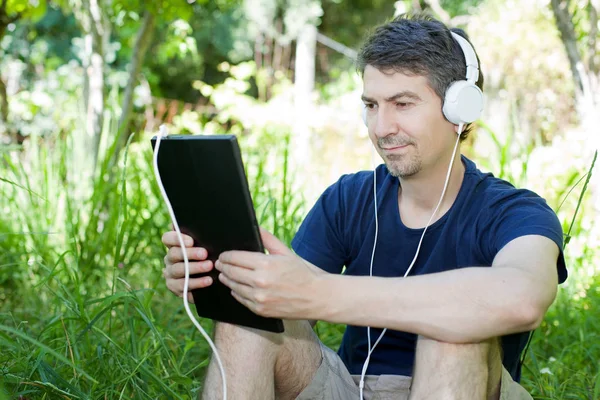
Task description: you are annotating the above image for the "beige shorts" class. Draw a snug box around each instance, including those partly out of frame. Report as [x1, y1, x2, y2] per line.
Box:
[296, 343, 533, 400]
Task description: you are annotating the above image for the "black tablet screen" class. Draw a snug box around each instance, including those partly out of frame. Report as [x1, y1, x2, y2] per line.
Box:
[152, 135, 284, 333]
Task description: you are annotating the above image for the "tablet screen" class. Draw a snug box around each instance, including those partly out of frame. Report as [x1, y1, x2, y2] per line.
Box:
[152, 134, 284, 333]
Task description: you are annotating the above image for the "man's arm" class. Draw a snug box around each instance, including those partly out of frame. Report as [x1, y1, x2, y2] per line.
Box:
[316, 235, 559, 343]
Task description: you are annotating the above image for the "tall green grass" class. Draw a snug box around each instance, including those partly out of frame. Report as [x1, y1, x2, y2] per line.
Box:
[518, 150, 599, 399]
[0, 126, 305, 398]
[523, 278, 600, 399]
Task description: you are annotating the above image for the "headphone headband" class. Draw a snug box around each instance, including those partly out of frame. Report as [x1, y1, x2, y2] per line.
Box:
[450, 32, 479, 84]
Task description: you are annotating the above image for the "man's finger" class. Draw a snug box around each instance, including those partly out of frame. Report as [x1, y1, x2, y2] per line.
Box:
[185, 276, 213, 290]
[218, 250, 267, 270]
[166, 260, 213, 279]
[260, 228, 294, 256]
[218, 272, 254, 299]
[215, 260, 255, 285]
[165, 247, 207, 264]
[177, 290, 198, 304]
[168, 276, 213, 294]
[162, 231, 194, 248]
[230, 290, 256, 312]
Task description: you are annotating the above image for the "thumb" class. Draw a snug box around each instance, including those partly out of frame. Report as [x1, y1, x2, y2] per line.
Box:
[260, 227, 293, 256]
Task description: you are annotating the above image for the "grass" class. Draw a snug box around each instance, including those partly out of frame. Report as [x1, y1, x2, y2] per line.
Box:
[0, 127, 598, 399]
[522, 278, 600, 399]
[0, 127, 305, 398]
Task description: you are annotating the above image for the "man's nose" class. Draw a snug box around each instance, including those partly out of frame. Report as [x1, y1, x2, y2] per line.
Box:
[372, 106, 398, 139]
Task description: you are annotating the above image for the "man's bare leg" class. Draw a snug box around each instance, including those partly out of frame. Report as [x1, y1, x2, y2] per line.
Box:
[409, 336, 503, 400]
[201, 320, 322, 400]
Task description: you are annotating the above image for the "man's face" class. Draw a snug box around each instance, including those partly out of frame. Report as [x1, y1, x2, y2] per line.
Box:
[362, 65, 456, 178]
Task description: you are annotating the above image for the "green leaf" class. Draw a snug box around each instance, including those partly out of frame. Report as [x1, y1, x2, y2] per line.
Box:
[6, 0, 47, 22]
[0, 177, 47, 201]
[0, 324, 98, 384]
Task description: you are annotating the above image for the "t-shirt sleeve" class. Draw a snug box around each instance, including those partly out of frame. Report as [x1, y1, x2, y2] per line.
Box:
[291, 177, 349, 274]
[480, 189, 567, 283]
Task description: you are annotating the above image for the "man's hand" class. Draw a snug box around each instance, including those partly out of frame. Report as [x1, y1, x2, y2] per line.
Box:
[162, 231, 215, 303]
[215, 228, 327, 319]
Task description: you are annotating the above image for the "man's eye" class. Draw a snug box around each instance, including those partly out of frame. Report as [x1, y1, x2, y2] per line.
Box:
[365, 103, 375, 109]
[396, 102, 411, 108]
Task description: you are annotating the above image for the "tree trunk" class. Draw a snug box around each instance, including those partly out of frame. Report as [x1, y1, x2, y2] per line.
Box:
[550, 0, 599, 122]
[85, 36, 105, 170]
[0, 0, 21, 139]
[550, 0, 600, 208]
[113, 11, 156, 161]
[0, 73, 8, 126]
[75, 0, 109, 175]
[292, 23, 317, 181]
[588, 0, 598, 75]
[550, 0, 587, 100]
[423, 0, 449, 23]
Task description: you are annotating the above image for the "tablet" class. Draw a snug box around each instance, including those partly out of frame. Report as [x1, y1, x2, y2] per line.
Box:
[151, 134, 284, 333]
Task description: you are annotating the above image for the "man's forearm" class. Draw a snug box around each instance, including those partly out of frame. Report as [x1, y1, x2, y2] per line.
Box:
[314, 266, 554, 343]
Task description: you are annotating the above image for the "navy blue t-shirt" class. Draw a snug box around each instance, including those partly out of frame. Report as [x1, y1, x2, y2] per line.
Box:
[291, 156, 567, 381]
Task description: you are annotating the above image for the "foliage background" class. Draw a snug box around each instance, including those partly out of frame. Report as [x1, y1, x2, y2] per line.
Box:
[1, 0, 599, 398]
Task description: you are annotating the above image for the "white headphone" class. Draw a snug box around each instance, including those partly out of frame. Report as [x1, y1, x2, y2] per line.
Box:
[361, 31, 483, 128]
[443, 32, 483, 125]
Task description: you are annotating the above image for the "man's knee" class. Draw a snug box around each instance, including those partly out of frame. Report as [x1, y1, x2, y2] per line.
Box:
[211, 320, 321, 377]
[416, 336, 501, 365]
[226, 320, 316, 400]
[202, 321, 318, 400]
[213, 322, 285, 349]
[411, 337, 502, 400]
[422, 336, 503, 380]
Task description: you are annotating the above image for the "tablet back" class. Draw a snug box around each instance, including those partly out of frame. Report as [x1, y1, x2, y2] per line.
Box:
[151, 135, 284, 333]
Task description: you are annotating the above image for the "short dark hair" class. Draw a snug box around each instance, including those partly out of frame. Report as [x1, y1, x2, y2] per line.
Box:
[357, 12, 484, 140]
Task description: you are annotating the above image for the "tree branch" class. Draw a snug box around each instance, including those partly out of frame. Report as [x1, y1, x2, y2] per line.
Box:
[550, 0, 585, 94]
[0, 4, 21, 54]
[76, 0, 109, 172]
[423, 0, 450, 23]
[0, 75, 8, 125]
[422, 0, 470, 27]
[8, 12, 21, 24]
[449, 15, 471, 26]
[588, 0, 598, 74]
[114, 11, 156, 160]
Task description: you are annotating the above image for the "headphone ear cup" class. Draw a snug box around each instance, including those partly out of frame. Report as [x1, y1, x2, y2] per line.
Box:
[443, 80, 484, 125]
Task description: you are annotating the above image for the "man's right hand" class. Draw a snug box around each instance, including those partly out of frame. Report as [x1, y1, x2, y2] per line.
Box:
[162, 231, 215, 303]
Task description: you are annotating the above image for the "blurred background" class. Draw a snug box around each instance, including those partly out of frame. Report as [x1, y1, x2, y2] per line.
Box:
[0, 0, 599, 398]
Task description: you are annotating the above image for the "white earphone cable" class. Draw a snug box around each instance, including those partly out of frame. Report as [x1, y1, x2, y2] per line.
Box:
[359, 123, 464, 400]
[153, 125, 228, 400]
[367, 145, 380, 359]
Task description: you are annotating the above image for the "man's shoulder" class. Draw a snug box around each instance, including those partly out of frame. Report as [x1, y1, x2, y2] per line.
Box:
[460, 156, 566, 282]
[459, 157, 561, 244]
[462, 156, 550, 209]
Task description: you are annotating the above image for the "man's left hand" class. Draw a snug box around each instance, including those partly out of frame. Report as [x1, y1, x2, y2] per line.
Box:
[215, 228, 327, 319]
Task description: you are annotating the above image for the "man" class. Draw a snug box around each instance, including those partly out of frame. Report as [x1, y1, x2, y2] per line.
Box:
[162, 13, 567, 400]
